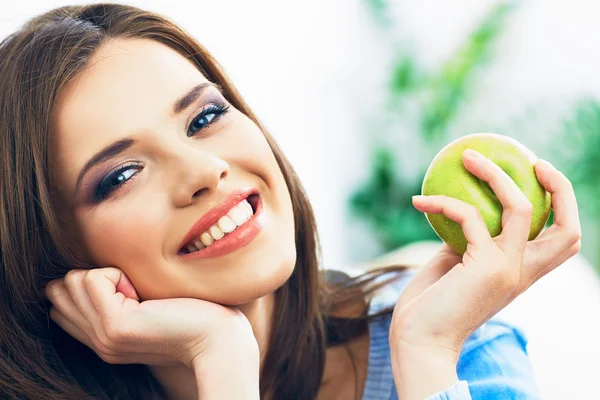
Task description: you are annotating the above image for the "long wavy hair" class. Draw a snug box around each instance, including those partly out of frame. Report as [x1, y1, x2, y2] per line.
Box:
[0, 3, 409, 399]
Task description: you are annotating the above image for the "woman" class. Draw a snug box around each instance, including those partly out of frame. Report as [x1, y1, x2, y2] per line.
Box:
[0, 3, 581, 400]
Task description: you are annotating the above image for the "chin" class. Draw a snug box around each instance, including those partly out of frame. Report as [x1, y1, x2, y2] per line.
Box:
[229, 260, 296, 306]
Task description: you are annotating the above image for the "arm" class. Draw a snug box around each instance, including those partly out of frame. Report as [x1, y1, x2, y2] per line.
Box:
[390, 340, 463, 400]
[391, 319, 541, 400]
[192, 335, 260, 400]
[193, 355, 260, 400]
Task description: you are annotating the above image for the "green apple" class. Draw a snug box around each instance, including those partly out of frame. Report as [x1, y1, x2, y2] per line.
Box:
[421, 132, 552, 254]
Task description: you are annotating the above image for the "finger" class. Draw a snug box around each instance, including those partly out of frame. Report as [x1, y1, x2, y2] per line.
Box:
[413, 195, 495, 250]
[401, 258, 515, 344]
[49, 307, 95, 349]
[45, 279, 94, 331]
[84, 268, 135, 320]
[481, 240, 572, 319]
[115, 270, 140, 301]
[44, 279, 61, 302]
[462, 149, 532, 252]
[50, 307, 164, 366]
[481, 238, 582, 324]
[518, 228, 573, 279]
[64, 269, 100, 325]
[522, 239, 582, 290]
[533, 159, 582, 242]
[511, 161, 582, 285]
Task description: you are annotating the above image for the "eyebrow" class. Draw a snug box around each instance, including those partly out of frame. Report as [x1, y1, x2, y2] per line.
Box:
[74, 82, 218, 196]
[172, 82, 215, 115]
[74, 138, 135, 195]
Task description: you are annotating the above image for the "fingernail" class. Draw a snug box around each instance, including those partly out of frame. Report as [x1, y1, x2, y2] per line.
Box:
[464, 149, 484, 160]
[412, 195, 425, 201]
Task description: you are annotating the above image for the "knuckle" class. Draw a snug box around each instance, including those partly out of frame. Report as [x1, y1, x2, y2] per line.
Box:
[93, 338, 117, 358]
[64, 269, 84, 286]
[519, 200, 533, 217]
[570, 230, 582, 245]
[560, 172, 574, 188]
[102, 321, 124, 345]
[570, 240, 582, 256]
[466, 204, 481, 219]
[83, 269, 100, 286]
[511, 197, 533, 219]
[439, 195, 454, 205]
[554, 171, 575, 192]
[48, 306, 60, 321]
[45, 281, 62, 300]
[97, 351, 120, 364]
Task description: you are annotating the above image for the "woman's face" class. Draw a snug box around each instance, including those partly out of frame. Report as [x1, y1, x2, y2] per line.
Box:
[50, 38, 296, 304]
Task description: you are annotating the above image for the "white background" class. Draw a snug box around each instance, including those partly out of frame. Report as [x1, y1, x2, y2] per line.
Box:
[3, 1, 600, 398]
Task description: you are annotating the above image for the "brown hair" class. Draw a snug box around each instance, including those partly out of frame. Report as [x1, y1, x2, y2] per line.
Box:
[0, 3, 408, 399]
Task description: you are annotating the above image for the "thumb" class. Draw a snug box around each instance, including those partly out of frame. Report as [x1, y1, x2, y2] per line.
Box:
[115, 271, 140, 301]
[398, 243, 461, 307]
[85, 267, 139, 317]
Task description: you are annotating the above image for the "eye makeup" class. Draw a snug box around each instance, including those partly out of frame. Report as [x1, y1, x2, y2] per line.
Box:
[93, 161, 144, 202]
[76, 90, 232, 206]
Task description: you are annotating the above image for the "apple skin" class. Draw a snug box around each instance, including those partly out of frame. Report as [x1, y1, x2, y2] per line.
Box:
[421, 133, 552, 255]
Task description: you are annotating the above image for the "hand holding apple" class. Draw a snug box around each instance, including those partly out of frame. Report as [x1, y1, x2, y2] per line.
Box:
[421, 133, 552, 254]
[389, 139, 582, 400]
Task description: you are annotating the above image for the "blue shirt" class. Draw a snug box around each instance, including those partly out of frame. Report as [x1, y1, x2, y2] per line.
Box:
[361, 269, 541, 400]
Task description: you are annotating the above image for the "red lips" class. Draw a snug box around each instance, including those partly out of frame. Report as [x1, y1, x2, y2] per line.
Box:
[178, 187, 259, 252]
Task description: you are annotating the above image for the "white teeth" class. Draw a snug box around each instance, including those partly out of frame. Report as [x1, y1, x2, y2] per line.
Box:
[227, 201, 252, 226]
[200, 232, 214, 247]
[218, 216, 237, 233]
[209, 225, 225, 240]
[183, 197, 257, 253]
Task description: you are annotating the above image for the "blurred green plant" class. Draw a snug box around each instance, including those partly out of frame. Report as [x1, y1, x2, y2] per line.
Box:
[351, 2, 516, 253]
[554, 99, 600, 264]
[419, 2, 514, 142]
[350, 148, 439, 250]
[363, 0, 392, 28]
[557, 98, 600, 219]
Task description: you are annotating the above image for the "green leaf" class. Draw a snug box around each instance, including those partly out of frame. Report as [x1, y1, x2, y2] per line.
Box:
[420, 2, 516, 141]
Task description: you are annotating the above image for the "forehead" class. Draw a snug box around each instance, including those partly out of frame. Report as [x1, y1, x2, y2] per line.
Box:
[51, 38, 209, 194]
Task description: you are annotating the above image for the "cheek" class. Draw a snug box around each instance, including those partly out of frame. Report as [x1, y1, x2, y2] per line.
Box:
[79, 198, 168, 270]
[229, 118, 289, 194]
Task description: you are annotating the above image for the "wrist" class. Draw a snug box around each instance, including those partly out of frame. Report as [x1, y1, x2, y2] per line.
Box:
[191, 332, 260, 400]
[192, 350, 260, 400]
[390, 342, 460, 400]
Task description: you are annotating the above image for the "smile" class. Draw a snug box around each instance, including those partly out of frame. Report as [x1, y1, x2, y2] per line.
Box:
[178, 189, 263, 259]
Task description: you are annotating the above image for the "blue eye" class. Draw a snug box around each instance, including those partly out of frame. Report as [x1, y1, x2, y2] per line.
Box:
[187, 103, 230, 137]
[94, 164, 142, 202]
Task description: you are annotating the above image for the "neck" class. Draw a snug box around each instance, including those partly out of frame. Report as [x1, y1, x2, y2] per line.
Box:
[237, 292, 275, 368]
[150, 292, 276, 400]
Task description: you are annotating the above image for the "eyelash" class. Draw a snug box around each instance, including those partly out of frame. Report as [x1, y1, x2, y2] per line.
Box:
[94, 162, 142, 202]
[93, 103, 230, 202]
[187, 103, 230, 137]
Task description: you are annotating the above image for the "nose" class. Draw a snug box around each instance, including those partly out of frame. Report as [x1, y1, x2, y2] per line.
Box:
[170, 147, 229, 207]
